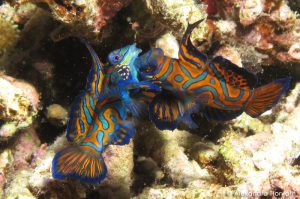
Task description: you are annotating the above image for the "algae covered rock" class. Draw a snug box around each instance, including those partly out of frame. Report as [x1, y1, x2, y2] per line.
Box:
[0, 0, 299, 198]
[135, 122, 216, 187]
[190, 141, 219, 166]
[134, 186, 232, 199]
[0, 149, 13, 198]
[155, 32, 179, 58]
[5, 170, 37, 199]
[145, 0, 207, 38]
[0, 74, 40, 140]
[0, 75, 39, 123]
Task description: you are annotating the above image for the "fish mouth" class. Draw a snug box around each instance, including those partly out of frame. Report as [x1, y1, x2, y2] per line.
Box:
[116, 64, 130, 80]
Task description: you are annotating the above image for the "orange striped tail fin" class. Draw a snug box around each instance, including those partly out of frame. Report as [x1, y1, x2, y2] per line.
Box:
[52, 146, 107, 183]
[245, 77, 291, 117]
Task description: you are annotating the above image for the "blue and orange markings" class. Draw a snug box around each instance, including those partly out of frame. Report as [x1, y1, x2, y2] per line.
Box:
[137, 18, 290, 127]
[160, 59, 174, 81]
[179, 64, 208, 90]
[53, 39, 138, 184]
[89, 96, 95, 110]
[53, 19, 291, 184]
[82, 98, 92, 124]
[79, 120, 85, 132]
[98, 112, 109, 130]
[175, 75, 183, 83]
[81, 131, 104, 152]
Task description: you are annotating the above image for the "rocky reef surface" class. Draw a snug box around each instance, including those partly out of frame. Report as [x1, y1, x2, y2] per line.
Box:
[0, 0, 299, 198]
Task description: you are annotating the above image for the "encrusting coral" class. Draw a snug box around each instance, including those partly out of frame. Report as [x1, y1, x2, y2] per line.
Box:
[0, 74, 39, 140]
[135, 123, 216, 187]
[212, 0, 300, 67]
[9, 0, 132, 34]
[145, 0, 208, 40]
[0, 74, 39, 121]
[0, 12, 19, 57]
[0, 0, 299, 198]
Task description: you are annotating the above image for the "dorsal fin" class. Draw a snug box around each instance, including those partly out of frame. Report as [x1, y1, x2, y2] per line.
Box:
[208, 56, 258, 89]
[177, 20, 258, 89]
[67, 38, 105, 142]
[178, 19, 207, 69]
[80, 38, 104, 97]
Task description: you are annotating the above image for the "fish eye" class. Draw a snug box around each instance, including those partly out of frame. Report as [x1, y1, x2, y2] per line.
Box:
[114, 55, 121, 61]
[145, 66, 152, 73]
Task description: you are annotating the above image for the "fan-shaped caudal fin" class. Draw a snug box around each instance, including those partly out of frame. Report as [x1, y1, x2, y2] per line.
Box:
[52, 146, 107, 183]
[245, 77, 291, 117]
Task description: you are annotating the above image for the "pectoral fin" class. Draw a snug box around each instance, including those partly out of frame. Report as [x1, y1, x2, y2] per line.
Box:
[149, 93, 183, 130]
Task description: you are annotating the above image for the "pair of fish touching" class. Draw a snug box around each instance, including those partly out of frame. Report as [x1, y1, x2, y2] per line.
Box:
[52, 19, 291, 183]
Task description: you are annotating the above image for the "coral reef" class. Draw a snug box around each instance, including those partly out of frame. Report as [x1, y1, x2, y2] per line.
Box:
[0, 74, 39, 140]
[0, 14, 19, 57]
[94, 142, 134, 198]
[7, 0, 132, 36]
[0, 0, 299, 198]
[1, 130, 134, 198]
[0, 149, 13, 197]
[155, 32, 179, 58]
[135, 124, 216, 187]
[212, 0, 300, 68]
[0, 74, 39, 122]
[145, 0, 208, 39]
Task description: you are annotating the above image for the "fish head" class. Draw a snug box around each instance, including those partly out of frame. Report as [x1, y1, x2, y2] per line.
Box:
[108, 44, 142, 66]
[108, 44, 142, 86]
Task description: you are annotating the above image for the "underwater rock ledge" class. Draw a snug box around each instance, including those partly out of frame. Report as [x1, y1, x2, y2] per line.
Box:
[0, 0, 299, 198]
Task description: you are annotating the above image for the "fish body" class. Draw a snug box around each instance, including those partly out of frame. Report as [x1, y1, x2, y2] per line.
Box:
[136, 19, 291, 130]
[53, 97, 134, 183]
[52, 39, 135, 183]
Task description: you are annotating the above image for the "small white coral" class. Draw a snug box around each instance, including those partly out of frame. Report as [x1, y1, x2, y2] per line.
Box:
[215, 20, 237, 37]
[288, 43, 300, 60]
[239, 0, 264, 26]
[46, 104, 68, 126]
[270, 2, 296, 28]
[155, 32, 179, 58]
[29, 150, 54, 190]
[145, 0, 207, 37]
